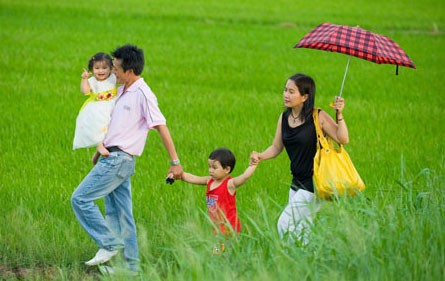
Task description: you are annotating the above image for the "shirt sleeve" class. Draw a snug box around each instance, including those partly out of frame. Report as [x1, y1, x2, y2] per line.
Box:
[140, 88, 166, 128]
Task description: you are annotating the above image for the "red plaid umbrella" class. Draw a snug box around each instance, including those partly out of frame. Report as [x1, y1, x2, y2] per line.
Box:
[295, 23, 416, 96]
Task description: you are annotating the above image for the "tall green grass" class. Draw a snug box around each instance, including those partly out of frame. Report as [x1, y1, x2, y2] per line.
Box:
[1, 0, 444, 280]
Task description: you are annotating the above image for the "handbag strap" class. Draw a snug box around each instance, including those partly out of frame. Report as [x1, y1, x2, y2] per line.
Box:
[312, 108, 330, 150]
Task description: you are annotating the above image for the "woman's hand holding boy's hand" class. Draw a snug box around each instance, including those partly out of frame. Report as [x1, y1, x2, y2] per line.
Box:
[250, 151, 261, 166]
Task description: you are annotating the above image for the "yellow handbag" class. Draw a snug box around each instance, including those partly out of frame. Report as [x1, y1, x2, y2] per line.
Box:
[312, 109, 365, 199]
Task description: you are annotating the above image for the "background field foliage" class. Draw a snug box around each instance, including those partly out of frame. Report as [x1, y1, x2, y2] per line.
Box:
[0, 0, 444, 280]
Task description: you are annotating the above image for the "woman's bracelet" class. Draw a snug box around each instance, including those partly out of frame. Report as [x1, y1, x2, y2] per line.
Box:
[337, 118, 344, 122]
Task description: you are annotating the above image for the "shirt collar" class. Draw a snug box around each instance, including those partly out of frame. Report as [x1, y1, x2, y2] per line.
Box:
[118, 77, 144, 95]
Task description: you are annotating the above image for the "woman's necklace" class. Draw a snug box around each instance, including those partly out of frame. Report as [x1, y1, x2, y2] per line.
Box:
[290, 111, 300, 123]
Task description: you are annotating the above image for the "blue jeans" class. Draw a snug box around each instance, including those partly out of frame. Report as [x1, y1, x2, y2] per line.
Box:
[71, 151, 138, 270]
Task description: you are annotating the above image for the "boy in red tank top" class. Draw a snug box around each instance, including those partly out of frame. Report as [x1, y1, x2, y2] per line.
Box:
[179, 148, 257, 254]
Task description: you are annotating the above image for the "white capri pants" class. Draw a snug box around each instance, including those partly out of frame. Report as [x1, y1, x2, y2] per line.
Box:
[277, 188, 319, 245]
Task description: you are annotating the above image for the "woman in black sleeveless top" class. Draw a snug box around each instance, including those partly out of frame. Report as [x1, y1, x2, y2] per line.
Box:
[251, 73, 349, 244]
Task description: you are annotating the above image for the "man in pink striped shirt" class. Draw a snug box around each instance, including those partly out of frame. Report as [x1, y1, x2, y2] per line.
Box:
[71, 44, 183, 274]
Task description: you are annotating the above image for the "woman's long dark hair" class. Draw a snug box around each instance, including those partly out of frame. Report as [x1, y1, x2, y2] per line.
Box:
[286, 73, 316, 122]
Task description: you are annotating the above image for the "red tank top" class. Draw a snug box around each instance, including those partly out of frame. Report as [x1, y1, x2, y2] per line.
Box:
[206, 176, 241, 235]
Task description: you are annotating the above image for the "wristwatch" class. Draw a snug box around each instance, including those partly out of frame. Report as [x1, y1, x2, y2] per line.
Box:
[170, 159, 181, 166]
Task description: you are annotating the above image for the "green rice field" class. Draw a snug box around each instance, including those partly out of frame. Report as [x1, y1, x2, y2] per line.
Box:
[0, 0, 444, 280]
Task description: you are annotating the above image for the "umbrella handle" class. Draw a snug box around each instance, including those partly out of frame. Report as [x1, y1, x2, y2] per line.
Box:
[339, 56, 351, 97]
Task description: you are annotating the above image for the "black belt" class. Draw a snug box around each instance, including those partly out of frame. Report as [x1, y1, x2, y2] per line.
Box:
[290, 179, 313, 193]
[106, 146, 133, 157]
[106, 146, 125, 153]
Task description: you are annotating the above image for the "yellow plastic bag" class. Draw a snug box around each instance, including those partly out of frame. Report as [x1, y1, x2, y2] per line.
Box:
[312, 109, 365, 199]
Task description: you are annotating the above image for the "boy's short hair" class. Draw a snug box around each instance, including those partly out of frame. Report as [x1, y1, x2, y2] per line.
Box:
[209, 148, 236, 174]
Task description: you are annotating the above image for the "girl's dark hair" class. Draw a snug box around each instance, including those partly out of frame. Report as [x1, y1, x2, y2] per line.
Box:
[87, 52, 113, 71]
[209, 148, 236, 174]
[111, 44, 144, 75]
[286, 73, 316, 122]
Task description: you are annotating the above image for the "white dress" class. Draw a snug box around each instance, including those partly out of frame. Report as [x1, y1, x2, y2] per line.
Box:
[73, 73, 117, 149]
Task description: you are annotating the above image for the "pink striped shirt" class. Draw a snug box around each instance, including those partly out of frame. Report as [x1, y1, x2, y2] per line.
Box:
[104, 78, 166, 156]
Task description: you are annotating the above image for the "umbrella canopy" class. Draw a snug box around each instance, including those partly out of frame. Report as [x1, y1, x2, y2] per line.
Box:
[295, 23, 416, 96]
